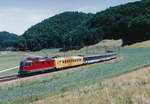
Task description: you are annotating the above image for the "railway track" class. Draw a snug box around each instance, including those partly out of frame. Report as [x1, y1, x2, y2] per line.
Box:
[0, 75, 19, 82]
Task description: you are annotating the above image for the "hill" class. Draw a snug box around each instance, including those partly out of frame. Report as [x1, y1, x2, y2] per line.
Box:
[15, 0, 150, 51]
[15, 12, 93, 51]
[0, 31, 18, 50]
[67, 0, 150, 47]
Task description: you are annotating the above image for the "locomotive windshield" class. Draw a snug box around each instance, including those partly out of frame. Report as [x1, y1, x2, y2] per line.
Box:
[23, 62, 31, 67]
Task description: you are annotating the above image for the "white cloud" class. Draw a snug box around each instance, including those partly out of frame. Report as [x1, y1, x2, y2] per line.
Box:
[0, 7, 54, 35]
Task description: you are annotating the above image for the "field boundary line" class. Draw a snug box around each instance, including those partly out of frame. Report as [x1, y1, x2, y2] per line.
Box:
[0, 66, 19, 73]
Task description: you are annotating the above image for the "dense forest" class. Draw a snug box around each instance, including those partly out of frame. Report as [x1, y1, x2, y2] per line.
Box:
[15, 12, 93, 51]
[15, 0, 150, 51]
[67, 0, 150, 47]
[0, 31, 18, 50]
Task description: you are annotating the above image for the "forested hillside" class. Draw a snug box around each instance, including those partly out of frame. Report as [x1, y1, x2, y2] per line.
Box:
[67, 0, 150, 47]
[15, 12, 93, 51]
[0, 31, 18, 50]
[15, 0, 150, 51]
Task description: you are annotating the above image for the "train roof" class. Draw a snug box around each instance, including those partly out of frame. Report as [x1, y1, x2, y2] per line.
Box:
[83, 51, 118, 57]
[21, 51, 118, 63]
[54, 56, 83, 60]
[23, 57, 53, 62]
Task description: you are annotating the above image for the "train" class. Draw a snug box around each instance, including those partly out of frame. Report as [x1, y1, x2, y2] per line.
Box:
[18, 51, 118, 75]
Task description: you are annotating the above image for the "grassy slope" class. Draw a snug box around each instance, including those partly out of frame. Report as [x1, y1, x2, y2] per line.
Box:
[1, 40, 150, 104]
[32, 67, 150, 104]
[125, 40, 150, 48]
[1, 48, 150, 103]
[31, 40, 150, 104]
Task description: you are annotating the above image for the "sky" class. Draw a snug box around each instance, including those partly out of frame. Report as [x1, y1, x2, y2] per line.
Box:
[0, 0, 140, 35]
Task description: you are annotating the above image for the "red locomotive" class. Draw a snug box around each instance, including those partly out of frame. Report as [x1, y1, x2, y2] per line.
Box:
[19, 57, 55, 74]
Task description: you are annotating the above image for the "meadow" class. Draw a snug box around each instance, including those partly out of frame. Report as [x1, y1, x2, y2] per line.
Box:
[34, 66, 150, 104]
[0, 47, 150, 104]
[0, 52, 30, 77]
[1, 40, 150, 104]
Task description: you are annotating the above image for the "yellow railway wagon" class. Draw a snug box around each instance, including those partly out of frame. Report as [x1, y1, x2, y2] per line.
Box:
[54, 56, 83, 69]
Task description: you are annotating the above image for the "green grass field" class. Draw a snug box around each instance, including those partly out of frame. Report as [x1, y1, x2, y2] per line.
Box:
[35, 66, 150, 104]
[0, 47, 150, 104]
[1, 40, 150, 104]
[0, 52, 30, 77]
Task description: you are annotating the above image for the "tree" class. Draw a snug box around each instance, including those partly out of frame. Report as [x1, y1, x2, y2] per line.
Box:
[14, 37, 27, 51]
